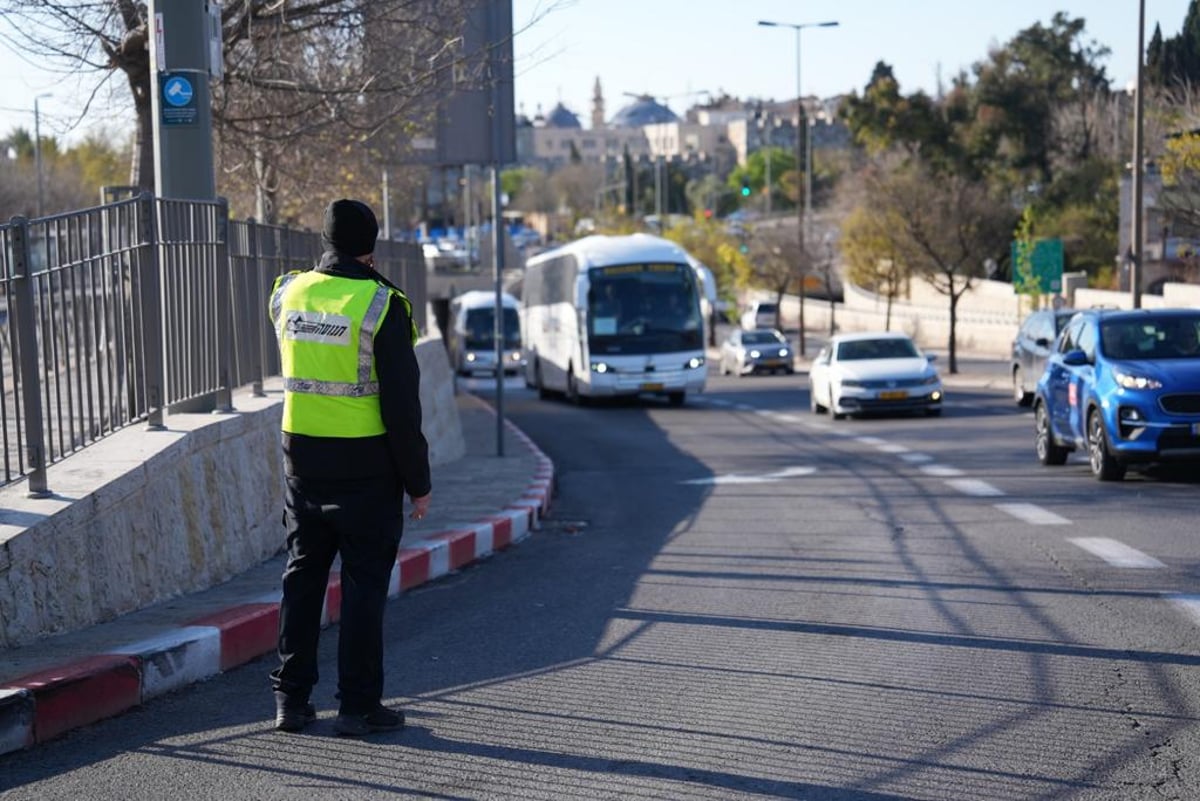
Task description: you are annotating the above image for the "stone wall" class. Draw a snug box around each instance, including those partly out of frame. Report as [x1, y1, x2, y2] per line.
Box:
[0, 335, 463, 648]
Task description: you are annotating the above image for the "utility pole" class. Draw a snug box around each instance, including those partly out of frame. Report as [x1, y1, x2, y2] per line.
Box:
[148, 0, 217, 200]
[33, 93, 51, 217]
[758, 19, 838, 357]
[1131, 0, 1145, 309]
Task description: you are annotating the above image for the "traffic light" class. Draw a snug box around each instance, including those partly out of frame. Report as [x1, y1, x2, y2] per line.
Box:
[703, 208, 713, 219]
[740, 178, 751, 198]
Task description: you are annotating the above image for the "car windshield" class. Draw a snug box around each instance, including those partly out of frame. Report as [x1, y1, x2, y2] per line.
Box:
[743, 331, 784, 345]
[464, 307, 521, 350]
[756, 303, 777, 314]
[837, 338, 919, 360]
[1100, 316, 1200, 360]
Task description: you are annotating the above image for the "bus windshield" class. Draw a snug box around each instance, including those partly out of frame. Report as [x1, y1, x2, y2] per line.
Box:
[464, 307, 521, 350]
[586, 263, 702, 355]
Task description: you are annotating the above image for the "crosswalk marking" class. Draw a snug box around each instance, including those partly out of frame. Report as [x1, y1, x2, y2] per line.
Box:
[920, 464, 965, 477]
[995, 503, 1071, 525]
[1166, 594, 1200, 625]
[1069, 538, 1166, 568]
[900, 453, 934, 464]
[945, 478, 1005, 497]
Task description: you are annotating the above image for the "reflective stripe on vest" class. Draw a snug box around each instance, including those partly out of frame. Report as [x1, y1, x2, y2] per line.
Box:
[273, 278, 391, 399]
[271, 271, 396, 438]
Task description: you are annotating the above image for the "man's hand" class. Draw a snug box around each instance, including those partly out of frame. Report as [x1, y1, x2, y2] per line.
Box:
[408, 492, 431, 521]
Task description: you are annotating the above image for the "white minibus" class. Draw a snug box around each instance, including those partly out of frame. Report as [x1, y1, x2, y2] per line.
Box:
[448, 289, 524, 376]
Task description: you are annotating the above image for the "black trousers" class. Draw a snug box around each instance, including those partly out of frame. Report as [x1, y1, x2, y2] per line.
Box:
[270, 474, 403, 715]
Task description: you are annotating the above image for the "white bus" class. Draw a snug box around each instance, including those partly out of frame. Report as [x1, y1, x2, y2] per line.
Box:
[521, 234, 707, 406]
[447, 289, 524, 376]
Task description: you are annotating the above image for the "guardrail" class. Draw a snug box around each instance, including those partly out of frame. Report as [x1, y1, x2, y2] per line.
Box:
[0, 194, 425, 496]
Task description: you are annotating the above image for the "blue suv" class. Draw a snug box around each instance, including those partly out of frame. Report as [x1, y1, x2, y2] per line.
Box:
[1034, 308, 1200, 481]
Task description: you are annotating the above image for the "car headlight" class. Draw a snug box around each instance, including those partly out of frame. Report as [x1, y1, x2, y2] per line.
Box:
[1113, 369, 1162, 390]
[841, 379, 864, 388]
[465, 353, 477, 362]
[590, 362, 609, 374]
[749, 349, 761, 358]
[686, 356, 705, 369]
[779, 348, 789, 357]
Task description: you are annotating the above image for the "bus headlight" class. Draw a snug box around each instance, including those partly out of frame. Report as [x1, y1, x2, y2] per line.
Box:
[686, 356, 705, 369]
[465, 353, 477, 362]
[590, 362, 610, 374]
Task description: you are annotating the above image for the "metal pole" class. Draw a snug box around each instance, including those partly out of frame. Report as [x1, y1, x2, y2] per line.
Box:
[1131, 0, 1145, 309]
[765, 149, 772, 214]
[9, 216, 51, 497]
[382, 168, 392, 241]
[148, 0, 216, 200]
[794, 26, 807, 356]
[489, 0, 506, 457]
[34, 96, 47, 217]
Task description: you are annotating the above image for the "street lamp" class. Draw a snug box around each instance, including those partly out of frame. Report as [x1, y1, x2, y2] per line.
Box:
[34, 92, 52, 218]
[1130, 0, 1145, 309]
[758, 19, 838, 356]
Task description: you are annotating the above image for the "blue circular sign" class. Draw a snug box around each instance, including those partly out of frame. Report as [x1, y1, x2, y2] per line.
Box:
[163, 76, 194, 108]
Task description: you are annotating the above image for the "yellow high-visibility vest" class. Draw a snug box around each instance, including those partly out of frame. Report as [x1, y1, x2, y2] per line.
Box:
[268, 270, 413, 438]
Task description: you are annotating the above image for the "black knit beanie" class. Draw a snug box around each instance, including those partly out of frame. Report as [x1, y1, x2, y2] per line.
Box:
[322, 199, 379, 257]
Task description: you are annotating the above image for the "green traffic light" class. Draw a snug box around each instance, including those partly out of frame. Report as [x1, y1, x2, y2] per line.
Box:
[740, 184, 751, 197]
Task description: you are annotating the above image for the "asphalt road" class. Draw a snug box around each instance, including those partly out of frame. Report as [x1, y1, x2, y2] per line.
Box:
[3, 368, 1200, 800]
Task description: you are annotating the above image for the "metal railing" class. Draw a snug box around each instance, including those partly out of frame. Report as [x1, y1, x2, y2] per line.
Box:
[0, 193, 425, 496]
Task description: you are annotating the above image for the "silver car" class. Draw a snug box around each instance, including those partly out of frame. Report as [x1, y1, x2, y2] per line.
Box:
[719, 328, 794, 376]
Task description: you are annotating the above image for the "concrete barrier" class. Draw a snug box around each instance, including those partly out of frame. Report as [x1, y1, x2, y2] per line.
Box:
[0, 333, 464, 649]
[745, 277, 1200, 359]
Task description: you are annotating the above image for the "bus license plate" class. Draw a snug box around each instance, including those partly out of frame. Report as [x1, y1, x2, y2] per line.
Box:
[879, 390, 908, 400]
[641, 382, 664, 391]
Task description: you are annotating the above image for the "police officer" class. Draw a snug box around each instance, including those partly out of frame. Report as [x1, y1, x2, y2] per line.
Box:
[267, 198, 431, 736]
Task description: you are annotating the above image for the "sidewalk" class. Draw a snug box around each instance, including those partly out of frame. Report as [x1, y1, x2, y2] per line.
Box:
[0, 392, 553, 756]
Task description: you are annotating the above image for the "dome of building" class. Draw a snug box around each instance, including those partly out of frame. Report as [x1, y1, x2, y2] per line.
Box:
[609, 95, 680, 127]
[543, 102, 582, 129]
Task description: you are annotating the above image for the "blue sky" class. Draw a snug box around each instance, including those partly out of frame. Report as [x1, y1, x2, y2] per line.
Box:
[0, 1, 1192, 145]
[513, 0, 1191, 124]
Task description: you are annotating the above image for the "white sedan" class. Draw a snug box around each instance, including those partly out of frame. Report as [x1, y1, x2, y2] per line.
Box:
[809, 332, 943, 419]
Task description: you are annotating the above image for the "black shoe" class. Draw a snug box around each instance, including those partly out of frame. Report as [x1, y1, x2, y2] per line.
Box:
[334, 705, 405, 737]
[274, 691, 317, 732]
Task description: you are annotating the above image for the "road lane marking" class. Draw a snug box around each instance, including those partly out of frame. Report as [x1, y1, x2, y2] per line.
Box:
[680, 466, 816, 485]
[875, 443, 910, 454]
[900, 453, 935, 464]
[1165, 594, 1200, 625]
[920, 464, 965, 477]
[994, 503, 1071, 525]
[855, 436, 887, 446]
[776, 414, 805, 424]
[1068, 538, 1166, 568]
[945, 478, 1005, 497]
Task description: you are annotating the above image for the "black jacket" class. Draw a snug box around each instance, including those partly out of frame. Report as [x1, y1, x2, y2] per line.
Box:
[280, 252, 432, 498]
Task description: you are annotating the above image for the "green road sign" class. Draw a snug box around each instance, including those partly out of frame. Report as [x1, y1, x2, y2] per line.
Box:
[1011, 237, 1063, 295]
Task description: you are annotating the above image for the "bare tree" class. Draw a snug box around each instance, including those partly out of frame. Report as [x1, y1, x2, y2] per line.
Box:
[867, 162, 1015, 373]
[743, 223, 805, 332]
[0, 1, 543, 221]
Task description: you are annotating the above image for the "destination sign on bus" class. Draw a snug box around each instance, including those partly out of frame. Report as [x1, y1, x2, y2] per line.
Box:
[595, 263, 682, 276]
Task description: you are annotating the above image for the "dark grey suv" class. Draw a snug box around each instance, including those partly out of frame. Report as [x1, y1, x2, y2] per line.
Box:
[1011, 308, 1075, 406]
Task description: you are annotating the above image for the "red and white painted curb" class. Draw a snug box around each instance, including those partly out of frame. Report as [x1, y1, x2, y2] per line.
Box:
[0, 413, 553, 755]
